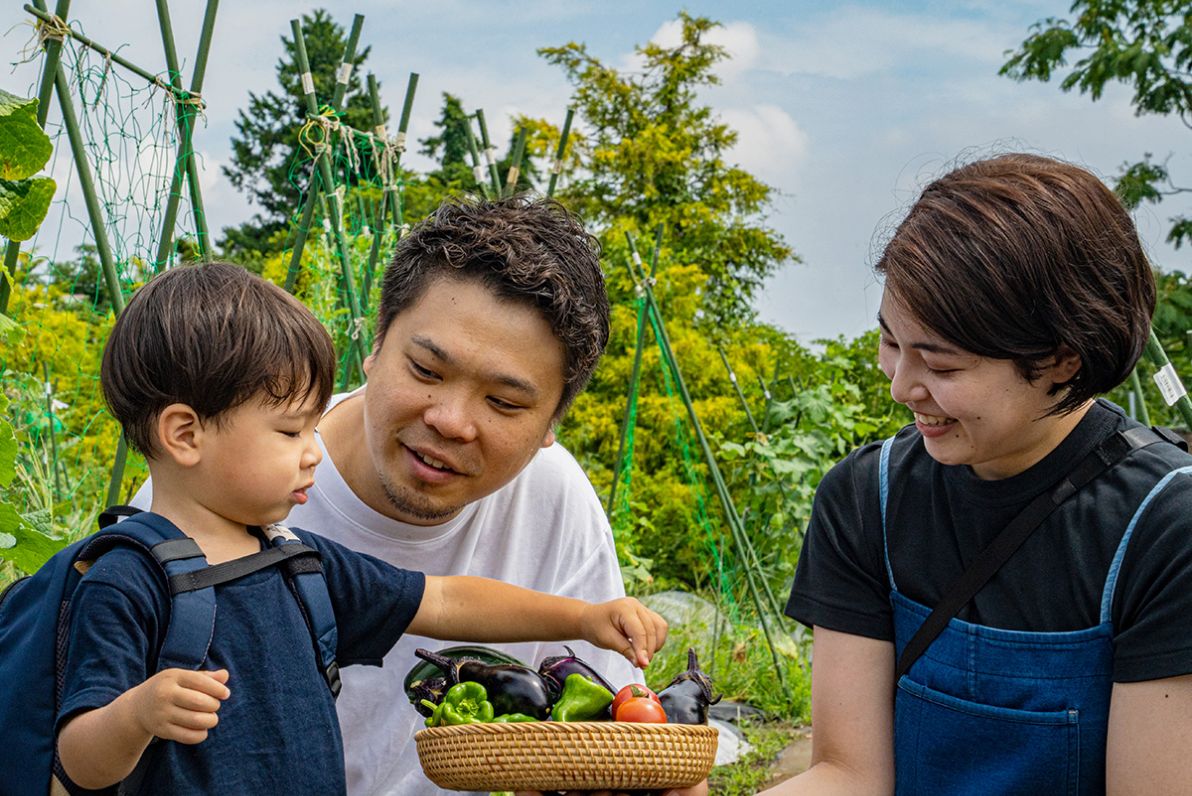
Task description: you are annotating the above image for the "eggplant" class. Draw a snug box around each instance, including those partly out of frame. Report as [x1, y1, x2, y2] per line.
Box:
[657, 648, 720, 725]
[403, 645, 525, 710]
[408, 675, 448, 717]
[414, 648, 556, 720]
[538, 645, 617, 695]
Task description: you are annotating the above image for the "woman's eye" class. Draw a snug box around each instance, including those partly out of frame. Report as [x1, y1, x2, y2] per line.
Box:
[488, 397, 522, 411]
[280, 430, 301, 438]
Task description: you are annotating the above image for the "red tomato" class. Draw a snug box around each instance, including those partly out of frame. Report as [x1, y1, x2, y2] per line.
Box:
[616, 696, 668, 723]
[611, 684, 660, 717]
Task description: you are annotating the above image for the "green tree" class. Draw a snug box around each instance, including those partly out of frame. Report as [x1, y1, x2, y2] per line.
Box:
[221, 9, 386, 257]
[540, 12, 794, 327]
[1001, 1, 1192, 246]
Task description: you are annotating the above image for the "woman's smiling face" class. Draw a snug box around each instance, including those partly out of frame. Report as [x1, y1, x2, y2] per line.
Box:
[876, 292, 1090, 480]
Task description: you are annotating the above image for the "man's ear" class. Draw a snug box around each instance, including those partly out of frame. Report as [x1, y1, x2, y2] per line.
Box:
[541, 428, 556, 448]
[156, 403, 204, 467]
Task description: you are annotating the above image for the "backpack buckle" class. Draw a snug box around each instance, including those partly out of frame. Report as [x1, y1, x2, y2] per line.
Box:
[325, 661, 342, 697]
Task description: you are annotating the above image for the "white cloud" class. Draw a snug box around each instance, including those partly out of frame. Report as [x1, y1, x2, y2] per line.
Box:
[720, 104, 809, 183]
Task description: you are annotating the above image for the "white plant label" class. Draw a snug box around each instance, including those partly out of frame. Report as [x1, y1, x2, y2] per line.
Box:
[1153, 363, 1188, 406]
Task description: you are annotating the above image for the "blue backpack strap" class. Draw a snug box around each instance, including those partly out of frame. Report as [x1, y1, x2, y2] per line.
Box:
[263, 524, 341, 697]
[85, 510, 217, 672]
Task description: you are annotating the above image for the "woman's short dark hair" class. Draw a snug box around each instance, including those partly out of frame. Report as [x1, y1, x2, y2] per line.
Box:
[376, 194, 609, 417]
[101, 262, 336, 457]
[877, 153, 1155, 415]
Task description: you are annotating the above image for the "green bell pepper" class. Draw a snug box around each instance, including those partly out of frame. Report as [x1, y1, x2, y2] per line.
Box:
[549, 673, 614, 721]
[423, 681, 495, 727]
[492, 713, 539, 723]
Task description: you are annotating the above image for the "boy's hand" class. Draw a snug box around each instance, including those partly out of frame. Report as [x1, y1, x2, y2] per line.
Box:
[580, 598, 668, 668]
[129, 668, 230, 744]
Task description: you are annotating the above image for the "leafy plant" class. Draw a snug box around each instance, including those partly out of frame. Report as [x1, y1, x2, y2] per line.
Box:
[0, 89, 56, 244]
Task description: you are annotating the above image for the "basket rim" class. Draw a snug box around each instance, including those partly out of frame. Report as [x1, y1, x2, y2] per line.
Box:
[416, 721, 718, 740]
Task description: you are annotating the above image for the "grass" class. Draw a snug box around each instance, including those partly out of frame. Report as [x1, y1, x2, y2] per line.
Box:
[710, 719, 803, 795]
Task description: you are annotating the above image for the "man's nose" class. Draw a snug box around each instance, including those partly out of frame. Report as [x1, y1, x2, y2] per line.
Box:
[423, 394, 479, 442]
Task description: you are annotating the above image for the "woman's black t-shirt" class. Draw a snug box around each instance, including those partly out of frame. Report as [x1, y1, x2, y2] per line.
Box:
[786, 399, 1192, 682]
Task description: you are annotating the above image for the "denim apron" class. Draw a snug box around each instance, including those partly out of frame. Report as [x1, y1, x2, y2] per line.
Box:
[879, 437, 1192, 795]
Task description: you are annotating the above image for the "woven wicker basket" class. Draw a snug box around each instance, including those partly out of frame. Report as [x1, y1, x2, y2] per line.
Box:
[415, 720, 719, 792]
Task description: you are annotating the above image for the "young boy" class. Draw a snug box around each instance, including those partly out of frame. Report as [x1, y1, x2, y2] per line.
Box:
[55, 262, 667, 795]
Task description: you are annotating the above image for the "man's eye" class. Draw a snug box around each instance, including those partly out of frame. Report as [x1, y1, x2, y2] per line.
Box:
[410, 361, 437, 379]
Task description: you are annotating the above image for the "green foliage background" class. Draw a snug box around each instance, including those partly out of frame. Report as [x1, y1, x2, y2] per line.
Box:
[6, 8, 1192, 740]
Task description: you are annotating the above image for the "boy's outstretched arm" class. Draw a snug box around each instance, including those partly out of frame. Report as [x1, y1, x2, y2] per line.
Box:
[408, 576, 668, 668]
[57, 668, 230, 789]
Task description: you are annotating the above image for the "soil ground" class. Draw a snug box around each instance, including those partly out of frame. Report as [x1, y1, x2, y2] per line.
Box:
[761, 727, 813, 789]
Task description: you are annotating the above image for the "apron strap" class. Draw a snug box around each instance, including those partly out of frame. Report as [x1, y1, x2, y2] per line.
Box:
[893, 426, 1162, 682]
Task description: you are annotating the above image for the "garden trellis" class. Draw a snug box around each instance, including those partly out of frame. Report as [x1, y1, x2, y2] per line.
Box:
[2, 3, 580, 552]
[6, 0, 219, 508]
[608, 228, 799, 697]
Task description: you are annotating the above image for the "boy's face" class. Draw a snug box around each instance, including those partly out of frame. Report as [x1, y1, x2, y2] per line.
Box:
[195, 393, 323, 526]
[358, 276, 566, 524]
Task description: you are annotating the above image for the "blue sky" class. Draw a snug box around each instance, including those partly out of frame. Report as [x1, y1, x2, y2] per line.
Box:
[4, 1, 1191, 343]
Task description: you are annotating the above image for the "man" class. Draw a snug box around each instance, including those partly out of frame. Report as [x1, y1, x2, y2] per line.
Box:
[284, 196, 676, 795]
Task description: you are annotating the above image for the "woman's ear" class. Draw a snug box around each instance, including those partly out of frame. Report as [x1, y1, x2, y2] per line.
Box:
[1049, 345, 1083, 384]
[155, 403, 204, 467]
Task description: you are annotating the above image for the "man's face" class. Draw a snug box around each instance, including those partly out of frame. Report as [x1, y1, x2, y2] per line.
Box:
[360, 276, 566, 524]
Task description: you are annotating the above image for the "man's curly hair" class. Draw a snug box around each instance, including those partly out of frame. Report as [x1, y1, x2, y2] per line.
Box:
[375, 195, 609, 417]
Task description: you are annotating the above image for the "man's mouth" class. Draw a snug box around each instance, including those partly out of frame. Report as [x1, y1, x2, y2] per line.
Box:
[409, 446, 458, 473]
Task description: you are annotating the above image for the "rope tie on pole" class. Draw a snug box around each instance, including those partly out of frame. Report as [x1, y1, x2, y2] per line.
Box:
[298, 106, 359, 172]
[16, 12, 70, 63]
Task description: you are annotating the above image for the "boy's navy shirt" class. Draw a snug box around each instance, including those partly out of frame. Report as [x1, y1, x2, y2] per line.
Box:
[56, 517, 425, 795]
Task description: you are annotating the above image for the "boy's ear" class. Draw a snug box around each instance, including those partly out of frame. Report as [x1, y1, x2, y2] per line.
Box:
[155, 403, 204, 467]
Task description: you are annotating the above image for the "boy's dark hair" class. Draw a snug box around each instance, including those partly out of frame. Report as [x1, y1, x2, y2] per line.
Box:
[376, 194, 609, 417]
[877, 153, 1155, 415]
[101, 262, 336, 457]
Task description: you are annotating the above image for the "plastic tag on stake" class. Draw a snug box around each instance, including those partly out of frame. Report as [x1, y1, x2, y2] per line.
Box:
[485, 147, 497, 166]
[632, 251, 643, 267]
[551, 158, 564, 175]
[395, 131, 407, 152]
[337, 63, 353, 85]
[301, 72, 315, 95]
[1153, 364, 1189, 406]
[506, 166, 520, 187]
[473, 165, 485, 183]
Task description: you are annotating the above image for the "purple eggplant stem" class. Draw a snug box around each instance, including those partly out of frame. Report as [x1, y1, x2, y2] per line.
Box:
[537, 645, 618, 694]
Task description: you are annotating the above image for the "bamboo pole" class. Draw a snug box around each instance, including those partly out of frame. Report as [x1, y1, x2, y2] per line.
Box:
[42, 362, 61, 499]
[283, 13, 365, 294]
[391, 72, 418, 230]
[24, 4, 196, 99]
[462, 114, 490, 200]
[1130, 368, 1151, 426]
[606, 226, 663, 517]
[1142, 329, 1192, 428]
[33, 0, 132, 503]
[289, 18, 367, 383]
[628, 254, 790, 693]
[546, 107, 573, 199]
[360, 73, 390, 308]
[502, 126, 527, 198]
[474, 109, 502, 196]
[0, 0, 71, 315]
[152, 0, 218, 270]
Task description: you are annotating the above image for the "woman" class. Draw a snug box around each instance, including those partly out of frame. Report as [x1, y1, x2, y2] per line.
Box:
[764, 154, 1192, 794]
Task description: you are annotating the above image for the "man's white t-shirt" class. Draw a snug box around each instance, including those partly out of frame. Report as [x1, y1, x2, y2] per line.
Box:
[134, 391, 634, 795]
